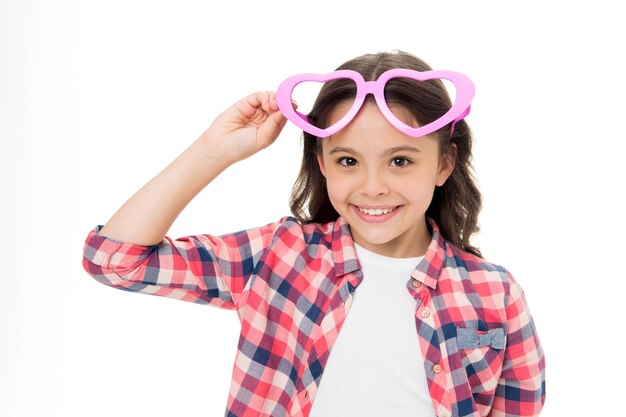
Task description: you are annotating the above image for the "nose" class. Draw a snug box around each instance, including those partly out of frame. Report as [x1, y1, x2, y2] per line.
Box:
[359, 167, 389, 197]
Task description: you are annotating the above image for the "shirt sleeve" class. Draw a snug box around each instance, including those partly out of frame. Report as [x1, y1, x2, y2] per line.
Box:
[81, 219, 287, 310]
[489, 271, 546, 416]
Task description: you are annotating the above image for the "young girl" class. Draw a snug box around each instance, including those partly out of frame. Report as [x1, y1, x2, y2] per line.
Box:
[82, 50, 545, 417]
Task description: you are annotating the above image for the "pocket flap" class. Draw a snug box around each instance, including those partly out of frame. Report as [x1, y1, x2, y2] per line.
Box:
[456, 327, 505, 350]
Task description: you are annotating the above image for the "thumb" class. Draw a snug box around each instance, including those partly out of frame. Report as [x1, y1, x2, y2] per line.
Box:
[258, 109, 287, 145]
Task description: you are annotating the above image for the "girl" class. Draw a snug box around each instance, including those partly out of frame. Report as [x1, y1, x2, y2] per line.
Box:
[82, 50, 545, 417]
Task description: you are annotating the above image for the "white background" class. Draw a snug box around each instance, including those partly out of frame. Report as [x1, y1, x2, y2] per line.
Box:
[1, 1, 624, 416]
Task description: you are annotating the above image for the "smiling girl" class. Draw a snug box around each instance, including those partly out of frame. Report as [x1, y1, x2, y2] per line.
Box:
[315, 101, 453, 258]
[83, 50, 545, 417]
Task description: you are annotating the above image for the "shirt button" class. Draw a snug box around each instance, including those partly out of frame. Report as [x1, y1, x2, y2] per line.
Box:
[421, 308, 431, 318]
[433, 364, 442, 373]
[411, 279, 421, 288]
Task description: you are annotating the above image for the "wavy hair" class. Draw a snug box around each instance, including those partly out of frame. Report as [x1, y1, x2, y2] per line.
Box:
[289, 50, 483, 257]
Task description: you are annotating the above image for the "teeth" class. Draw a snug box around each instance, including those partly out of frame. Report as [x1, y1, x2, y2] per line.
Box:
[359, 207, 395, 216]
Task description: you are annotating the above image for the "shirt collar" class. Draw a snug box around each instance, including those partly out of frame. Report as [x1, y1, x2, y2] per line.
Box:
[411, 218, 447, 289]
[330, 217, 360, 277]
[330, 216, 447, 289]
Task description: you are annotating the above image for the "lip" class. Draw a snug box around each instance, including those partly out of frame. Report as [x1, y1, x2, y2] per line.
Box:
[352, 204, 400, 224]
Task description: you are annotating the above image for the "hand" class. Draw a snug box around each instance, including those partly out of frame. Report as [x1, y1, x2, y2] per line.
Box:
[201, 91, 295, 164]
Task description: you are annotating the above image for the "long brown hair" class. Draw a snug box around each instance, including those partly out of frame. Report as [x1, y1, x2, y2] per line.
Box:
[289, 50, 483, 257]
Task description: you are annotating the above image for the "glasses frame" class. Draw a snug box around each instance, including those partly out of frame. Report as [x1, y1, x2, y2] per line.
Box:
[276, 68, 474, 138]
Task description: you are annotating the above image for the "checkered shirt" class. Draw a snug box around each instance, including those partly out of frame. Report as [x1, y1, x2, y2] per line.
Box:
[82, 216, 546, 417]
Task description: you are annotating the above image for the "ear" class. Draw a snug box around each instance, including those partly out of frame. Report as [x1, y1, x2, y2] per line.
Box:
[436, 143, 457, 186]
[317, 152, 327, 178]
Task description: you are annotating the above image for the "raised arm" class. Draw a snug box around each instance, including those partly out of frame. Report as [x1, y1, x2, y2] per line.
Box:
[83, 91, 293, 309]
[98, 91, 289, 245]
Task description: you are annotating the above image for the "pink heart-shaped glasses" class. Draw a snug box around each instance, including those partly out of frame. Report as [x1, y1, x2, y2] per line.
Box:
[276, 68, 474, 138]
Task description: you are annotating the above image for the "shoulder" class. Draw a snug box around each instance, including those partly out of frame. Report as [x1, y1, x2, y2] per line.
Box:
[442, 241, 517, 299]
[246, 216, 338, 248]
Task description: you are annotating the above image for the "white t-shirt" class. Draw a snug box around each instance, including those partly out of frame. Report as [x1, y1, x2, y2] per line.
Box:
[308, 243, 437, 417]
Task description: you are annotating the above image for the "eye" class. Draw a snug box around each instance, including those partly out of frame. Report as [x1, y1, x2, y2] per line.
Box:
[390, 157, 411, 167]
[337, 157, 358, 167]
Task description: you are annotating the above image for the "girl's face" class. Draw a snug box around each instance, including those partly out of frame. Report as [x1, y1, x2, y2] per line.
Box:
[317, 100, 455, 258]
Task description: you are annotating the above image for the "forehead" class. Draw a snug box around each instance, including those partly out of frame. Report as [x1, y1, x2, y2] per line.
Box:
[322, 100, 432, 151]
[328, 98, 418, 127]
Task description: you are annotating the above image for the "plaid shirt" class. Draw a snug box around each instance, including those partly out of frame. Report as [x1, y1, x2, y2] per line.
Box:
[82, 217, 545, 417]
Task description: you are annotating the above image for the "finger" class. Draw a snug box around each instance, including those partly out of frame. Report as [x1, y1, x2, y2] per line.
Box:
[271, 116, 289, 143]
[260, 91, 272, 113]
[257, 90, 276, 114]
[237, 91, 270, 119]
[269, 92, 279, 111]
[258, 107, 287, 145]
[268, 91, 296, 113]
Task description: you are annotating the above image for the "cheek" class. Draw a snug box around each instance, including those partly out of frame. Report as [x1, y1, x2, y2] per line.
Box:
[397, 174, 438, 204]
[324, 167, 364, 208]
[325, 174, 350, 202]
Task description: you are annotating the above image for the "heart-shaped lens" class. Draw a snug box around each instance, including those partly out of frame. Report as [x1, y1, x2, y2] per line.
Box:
[382, 77, 457, 130]
[289, 78, 358, 131]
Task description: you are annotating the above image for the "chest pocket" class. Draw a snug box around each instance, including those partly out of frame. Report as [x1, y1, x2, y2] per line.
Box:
[455, 327, 506, 398]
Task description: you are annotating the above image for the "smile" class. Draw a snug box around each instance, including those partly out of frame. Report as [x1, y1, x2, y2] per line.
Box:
[352, 205, 401, 224]
[357, 206, 398, 216]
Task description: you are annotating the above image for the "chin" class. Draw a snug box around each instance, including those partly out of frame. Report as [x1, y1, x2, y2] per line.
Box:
[352, 230, 400, 247]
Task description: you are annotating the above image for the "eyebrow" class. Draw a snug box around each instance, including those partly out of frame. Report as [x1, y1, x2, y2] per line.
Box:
[328, 145, 421, 156]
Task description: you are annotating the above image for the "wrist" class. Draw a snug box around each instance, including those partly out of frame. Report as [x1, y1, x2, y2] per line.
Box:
[193, 130, 237, 168]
